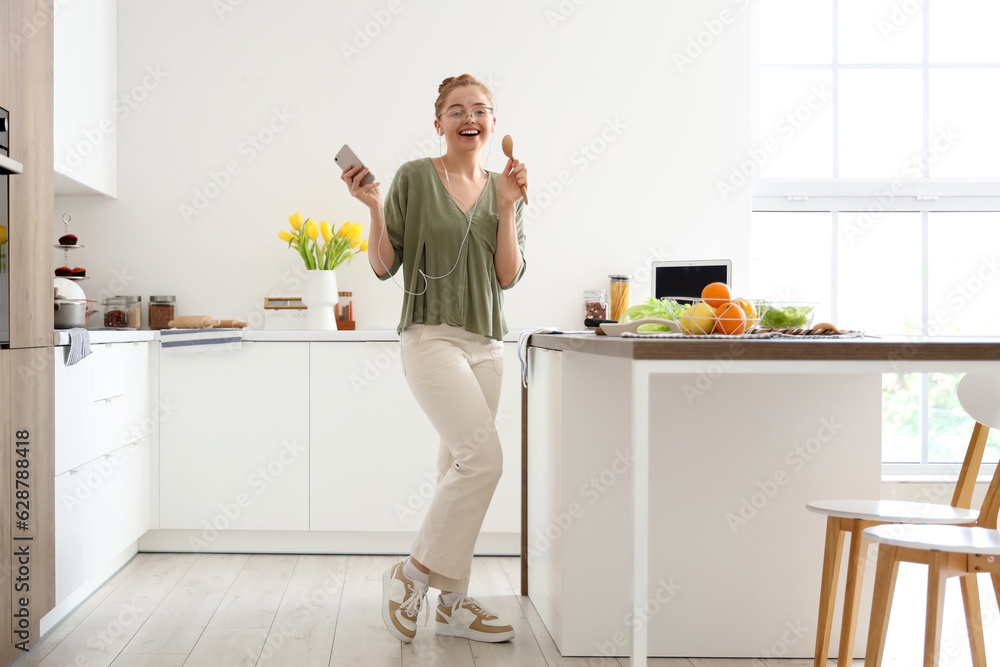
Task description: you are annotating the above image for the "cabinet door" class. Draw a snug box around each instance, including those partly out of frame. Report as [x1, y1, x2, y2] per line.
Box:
[91, 343, 126, 401]
[159, 343, 310, 530]
[54, 0, 117, 195]
[309, 342, 521, 534]
[309, 342, 438, 532]
[115, 342, 151, 447]
[54, 346, 94, 475]
[92, 448, 127, 564]
[54, 468, 96, 605]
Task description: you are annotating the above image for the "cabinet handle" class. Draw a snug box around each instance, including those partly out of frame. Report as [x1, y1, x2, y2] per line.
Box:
[70, 466, 84, 474]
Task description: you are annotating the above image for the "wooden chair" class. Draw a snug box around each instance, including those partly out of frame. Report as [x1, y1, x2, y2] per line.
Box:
[806, 372, 991, 666]
[863, 372, 1000, 667]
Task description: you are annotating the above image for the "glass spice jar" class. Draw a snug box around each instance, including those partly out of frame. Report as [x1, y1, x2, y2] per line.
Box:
[126, 295, 142, 329]
[148, 295, 176, 330]
[583, 289, 609, 326]
[102, 296, 130, 329]
[609, 274, 631, 321]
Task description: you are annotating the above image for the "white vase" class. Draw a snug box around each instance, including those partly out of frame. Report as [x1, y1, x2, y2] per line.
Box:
[302, 269, 339, 330]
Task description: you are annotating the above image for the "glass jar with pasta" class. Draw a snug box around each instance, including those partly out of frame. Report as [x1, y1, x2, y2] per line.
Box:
[609, 274, 631, 321]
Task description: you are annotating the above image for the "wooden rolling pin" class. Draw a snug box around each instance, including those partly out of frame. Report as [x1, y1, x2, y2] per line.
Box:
[167, 316, 248, 329]
[168, 316, 219, 329]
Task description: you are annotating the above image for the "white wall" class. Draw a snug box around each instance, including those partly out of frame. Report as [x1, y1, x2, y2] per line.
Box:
[55, 0, 752, 332]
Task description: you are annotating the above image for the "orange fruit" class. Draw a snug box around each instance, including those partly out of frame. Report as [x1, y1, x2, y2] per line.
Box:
[713, 302, 747, 335]
[701, 282, 731, 309]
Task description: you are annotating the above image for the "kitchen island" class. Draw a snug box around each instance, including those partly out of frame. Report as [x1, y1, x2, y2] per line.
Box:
[521, 333, 1000, 664]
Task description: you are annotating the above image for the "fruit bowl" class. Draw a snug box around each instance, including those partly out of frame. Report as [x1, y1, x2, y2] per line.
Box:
[657, 297, 771, 336]
[756, 302, 818, 330]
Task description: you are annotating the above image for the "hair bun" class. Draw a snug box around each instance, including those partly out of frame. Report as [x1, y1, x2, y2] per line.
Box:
[439, 74, 477, 93]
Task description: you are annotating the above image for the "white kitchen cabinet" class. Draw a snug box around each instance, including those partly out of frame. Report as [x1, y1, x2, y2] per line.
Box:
[158, 342, 310, 531]
[54, 348, 94, 475]
[52, 342, 153, 614]
[53, 438, 149, 606]
[55, 342, 151, 474]
[309, 342, 521, 538]
[120, 340, 152, 446]
[309, 342, 438, 532]
[54, 0, 117, 196]
[54, 468, 96, 604]
[92, 452, 126, 565]
[91, 342, 125, 401]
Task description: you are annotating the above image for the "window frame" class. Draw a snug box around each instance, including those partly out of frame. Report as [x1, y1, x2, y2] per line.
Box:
[752, 0, 1000, 478]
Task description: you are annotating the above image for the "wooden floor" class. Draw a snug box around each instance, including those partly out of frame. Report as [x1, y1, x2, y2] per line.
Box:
[9, 553, 995, 666]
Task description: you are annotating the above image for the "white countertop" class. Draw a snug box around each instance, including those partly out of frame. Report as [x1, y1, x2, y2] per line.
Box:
[54, 328, 524, 345]
[53, 329, 158, 345]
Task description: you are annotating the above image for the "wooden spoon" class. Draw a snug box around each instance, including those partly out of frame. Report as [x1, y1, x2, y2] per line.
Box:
[501, 134, 529, 205]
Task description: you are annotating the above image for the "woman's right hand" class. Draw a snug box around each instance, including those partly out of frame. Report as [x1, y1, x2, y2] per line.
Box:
[341, 165, 382, 210]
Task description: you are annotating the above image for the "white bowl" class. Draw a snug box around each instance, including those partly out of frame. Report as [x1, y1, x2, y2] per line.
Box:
[54, 277, 86, 301]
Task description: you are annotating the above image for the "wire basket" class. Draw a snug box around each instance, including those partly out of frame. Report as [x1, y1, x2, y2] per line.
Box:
[659, 297, 772, 336]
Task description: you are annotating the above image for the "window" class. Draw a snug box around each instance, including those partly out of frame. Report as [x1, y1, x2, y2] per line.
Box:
[751, 0, 1000, 475]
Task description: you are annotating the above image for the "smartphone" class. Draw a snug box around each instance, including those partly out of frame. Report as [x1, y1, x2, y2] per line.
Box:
[334, 144, 375, 186]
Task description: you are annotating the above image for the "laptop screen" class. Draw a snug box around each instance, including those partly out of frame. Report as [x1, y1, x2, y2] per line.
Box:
[652, 261, 731, 302]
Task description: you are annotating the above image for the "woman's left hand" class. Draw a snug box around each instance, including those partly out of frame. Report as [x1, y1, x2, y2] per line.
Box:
[497, 158, 528, 209]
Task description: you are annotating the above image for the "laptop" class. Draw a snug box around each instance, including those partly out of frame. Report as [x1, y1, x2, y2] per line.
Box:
[651, 259, 732, 303]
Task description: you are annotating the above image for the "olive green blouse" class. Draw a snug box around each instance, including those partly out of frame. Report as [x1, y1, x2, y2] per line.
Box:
[377, 158, 526, 341]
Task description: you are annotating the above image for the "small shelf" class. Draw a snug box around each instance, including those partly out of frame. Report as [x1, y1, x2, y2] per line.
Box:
[55, 275, 89, 281]
[54, 244, 86, 250]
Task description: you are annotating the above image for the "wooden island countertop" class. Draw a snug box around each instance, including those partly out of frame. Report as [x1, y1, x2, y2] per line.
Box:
[528, 333, 1000, 362]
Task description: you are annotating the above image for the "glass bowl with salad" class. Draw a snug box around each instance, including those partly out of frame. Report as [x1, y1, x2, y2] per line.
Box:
[756, 302, 818, 329]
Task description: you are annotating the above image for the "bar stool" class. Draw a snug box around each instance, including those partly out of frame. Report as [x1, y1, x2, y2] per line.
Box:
[806, 372, 991, 666]
[863, 372, 1000, 667]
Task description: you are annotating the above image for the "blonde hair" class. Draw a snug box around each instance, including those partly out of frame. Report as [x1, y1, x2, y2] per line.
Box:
[434, 74, 495, 117]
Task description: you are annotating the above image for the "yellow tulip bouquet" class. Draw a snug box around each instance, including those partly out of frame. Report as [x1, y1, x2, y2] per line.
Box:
[279, 212, 368, 271]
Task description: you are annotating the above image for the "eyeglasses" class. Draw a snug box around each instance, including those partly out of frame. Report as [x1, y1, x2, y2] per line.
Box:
[440, 106, 493, 121]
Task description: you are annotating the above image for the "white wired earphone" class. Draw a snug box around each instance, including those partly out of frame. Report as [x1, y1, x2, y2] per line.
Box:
[376, 125, 497, 296]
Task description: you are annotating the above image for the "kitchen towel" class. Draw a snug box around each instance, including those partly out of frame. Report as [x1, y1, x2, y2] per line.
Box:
[159, 327, 243, 352]
[517, 327, 592, 388]
[65, 327, 92, 365]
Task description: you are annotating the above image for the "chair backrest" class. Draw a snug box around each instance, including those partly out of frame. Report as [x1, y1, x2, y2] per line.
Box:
[956, 373, 1000, 528]
[958, 373, 1000, 430]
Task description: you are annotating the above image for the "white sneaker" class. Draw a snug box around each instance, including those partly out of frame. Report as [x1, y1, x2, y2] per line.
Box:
[381, 561, 428, 643]
[435, 595, 515, 643]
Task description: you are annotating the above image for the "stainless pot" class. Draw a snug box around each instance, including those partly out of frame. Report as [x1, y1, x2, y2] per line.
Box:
[54, 298, 87, 329]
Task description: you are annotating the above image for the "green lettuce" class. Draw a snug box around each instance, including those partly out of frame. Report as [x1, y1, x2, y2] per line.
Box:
[619, 297, 687, 332]
[760, 304, 815, 328]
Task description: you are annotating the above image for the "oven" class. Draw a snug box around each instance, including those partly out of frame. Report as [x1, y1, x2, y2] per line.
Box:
[1, 105, 26, 347]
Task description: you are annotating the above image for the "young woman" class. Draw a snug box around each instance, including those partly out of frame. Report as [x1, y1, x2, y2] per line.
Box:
[341, 74, 528, 644]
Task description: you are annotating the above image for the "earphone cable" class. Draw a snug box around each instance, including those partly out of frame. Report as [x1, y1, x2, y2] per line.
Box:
[376, 130, 496, 297]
